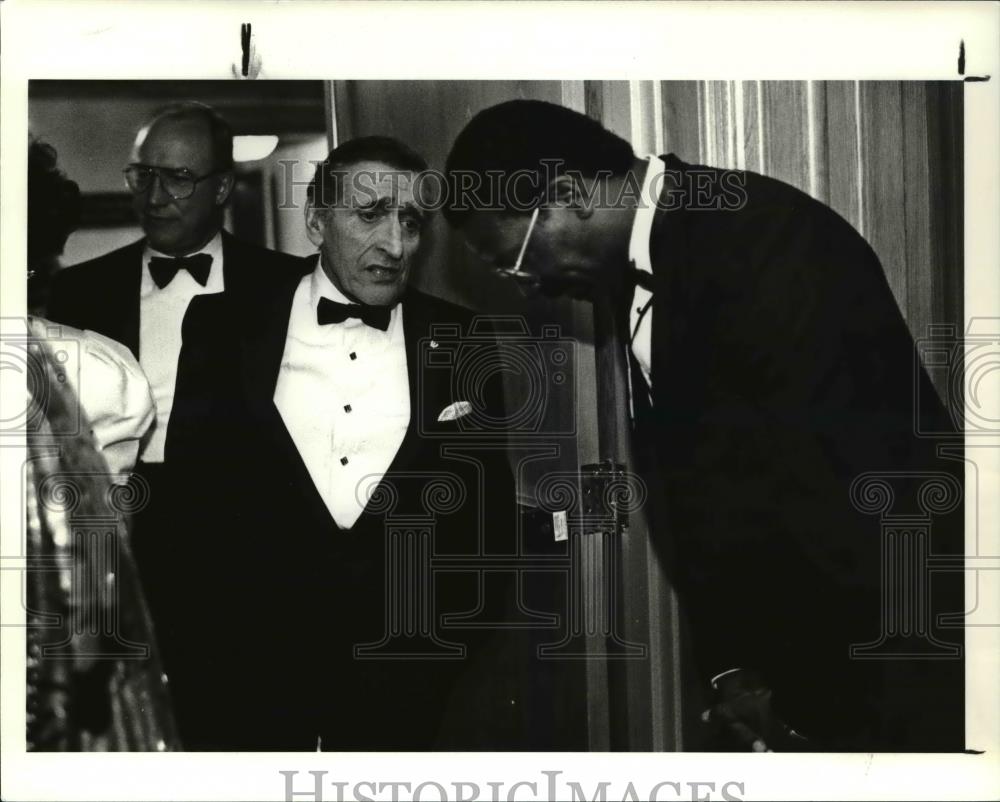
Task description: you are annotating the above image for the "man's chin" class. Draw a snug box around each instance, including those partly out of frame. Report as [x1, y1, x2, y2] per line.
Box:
[143, 227, 197, 257]
[353, 284, 405, 307]
[146, 238, 188, 256]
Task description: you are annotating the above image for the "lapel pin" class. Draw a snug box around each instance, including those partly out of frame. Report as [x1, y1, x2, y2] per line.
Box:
[429, 340, 439, 349]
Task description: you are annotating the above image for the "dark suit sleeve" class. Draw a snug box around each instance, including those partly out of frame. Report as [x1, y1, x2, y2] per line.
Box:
[44, 244, 145, 355]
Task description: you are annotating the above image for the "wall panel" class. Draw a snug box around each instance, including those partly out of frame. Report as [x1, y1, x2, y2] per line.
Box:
[902, 81, 935, 342]
[824, 81, 864, 233]
[583, 81, 682, 753]
[655, 79, 962, 394]
[760, 80, 815, 195]
[659, 82, 701, 165]
[860, 82, 909, 311]
[925, 83, 965, 333]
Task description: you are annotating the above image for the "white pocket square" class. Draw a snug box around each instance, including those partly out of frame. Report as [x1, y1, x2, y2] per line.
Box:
[437, 401, 473, 422]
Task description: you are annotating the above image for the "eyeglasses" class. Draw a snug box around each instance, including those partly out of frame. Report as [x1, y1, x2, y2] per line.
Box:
[123, 163, 225, 200]
[492, 207, 541, 295]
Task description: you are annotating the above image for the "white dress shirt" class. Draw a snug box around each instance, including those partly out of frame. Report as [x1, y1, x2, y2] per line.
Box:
[138, 232, 224, 463]
[273, 260, 410, 529]
[626, 154, 665, 407]
[30, 317, 155, 481]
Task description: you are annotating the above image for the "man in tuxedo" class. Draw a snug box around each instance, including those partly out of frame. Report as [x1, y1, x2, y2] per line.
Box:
[443, 100, 965, 751]
[44, 102, 307, 730]
[167, 136, 519, 749]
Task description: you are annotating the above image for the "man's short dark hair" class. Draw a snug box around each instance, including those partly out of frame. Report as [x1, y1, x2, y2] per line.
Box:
[443, 99, 635, 227]
[307, 136, 428, 209]
[144, 101, 234, 170]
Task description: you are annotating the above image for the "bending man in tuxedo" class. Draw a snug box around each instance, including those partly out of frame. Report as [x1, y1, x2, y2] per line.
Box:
[168, 136, 519, 749]
[44, 102, 307, 728]
[443, 100, 965, 752]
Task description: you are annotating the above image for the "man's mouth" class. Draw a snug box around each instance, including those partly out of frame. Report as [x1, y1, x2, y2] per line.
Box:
[365, 265, 402, 281]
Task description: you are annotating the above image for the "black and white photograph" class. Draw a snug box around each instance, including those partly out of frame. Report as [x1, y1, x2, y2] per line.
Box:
[2, 2, 998, 801]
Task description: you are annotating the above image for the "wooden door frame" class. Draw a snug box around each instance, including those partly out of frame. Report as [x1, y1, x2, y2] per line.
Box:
[564, 80, 685, 752]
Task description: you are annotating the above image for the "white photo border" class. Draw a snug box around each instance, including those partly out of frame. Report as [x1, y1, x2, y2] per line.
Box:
[1, 2, 997, 801]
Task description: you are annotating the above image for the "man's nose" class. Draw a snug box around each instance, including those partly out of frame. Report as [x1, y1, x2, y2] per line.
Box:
[377, 215, 405, 260]
[147, 172, 171, 205]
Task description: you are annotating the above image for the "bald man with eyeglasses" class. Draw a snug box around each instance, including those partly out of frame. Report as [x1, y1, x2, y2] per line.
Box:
[48, 102, 307, 462]
[46, 103, 308, 745]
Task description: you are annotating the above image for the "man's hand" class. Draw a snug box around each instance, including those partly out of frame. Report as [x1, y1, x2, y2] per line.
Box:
[701, 668, 810, 751]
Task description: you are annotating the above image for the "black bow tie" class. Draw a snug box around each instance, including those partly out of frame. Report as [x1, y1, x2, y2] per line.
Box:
[317, 297, 392, 331]
[149, 253, 213, 289]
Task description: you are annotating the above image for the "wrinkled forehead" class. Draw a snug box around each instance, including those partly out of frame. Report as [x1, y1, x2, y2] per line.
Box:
[337, 160, 419, 208]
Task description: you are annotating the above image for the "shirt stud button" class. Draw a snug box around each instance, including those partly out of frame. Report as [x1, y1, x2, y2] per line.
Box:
[349, 352, 357, 360]
[340, 456, 349, 466]
[344, 404, 352, 413]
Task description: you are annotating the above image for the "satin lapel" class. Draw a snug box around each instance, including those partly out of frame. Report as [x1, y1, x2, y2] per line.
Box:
[219, 230, 243, 291]
[227, 232, 314, 385]
[220, 230, 235, 289]
[353, 291, 448, 523]
[240, 269, 300, 416]
[648, 204, 669, 406]
[239, 261, 341, 534]
[116, 241, 144, 358]
[389, 289, 434, 473]
[648, 154, 688, 408]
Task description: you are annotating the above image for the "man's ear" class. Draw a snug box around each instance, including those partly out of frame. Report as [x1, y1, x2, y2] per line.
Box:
[214, 171, 236, 206]
[304, 200, 327, 248]
[546, 174, 595, 220]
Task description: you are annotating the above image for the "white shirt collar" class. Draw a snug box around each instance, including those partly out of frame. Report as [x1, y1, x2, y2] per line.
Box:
[311, 257, 354, 308]
[627, 155, 667, 276]
[145, 230, 224, 265]
[309, 256, 402, 334]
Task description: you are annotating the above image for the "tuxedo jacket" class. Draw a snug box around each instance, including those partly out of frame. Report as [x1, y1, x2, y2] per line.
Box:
[46, 230, 308, 359]
[161, 262, 520, 750]
[637, 155, 964, 750]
